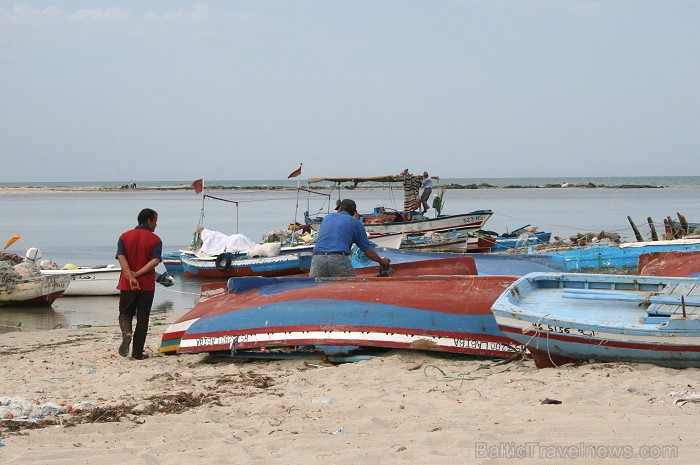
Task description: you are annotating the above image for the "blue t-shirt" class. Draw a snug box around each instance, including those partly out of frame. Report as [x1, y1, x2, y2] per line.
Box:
[313, 211, 374, 253]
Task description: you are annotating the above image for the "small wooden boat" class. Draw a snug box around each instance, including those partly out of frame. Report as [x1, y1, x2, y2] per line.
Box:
[40, 265, 120, 296]
[307, 208, 493, 238]
[478, 225, 552, 253]
[162, 251, 184, 273]
[491, 272, 700, 368]
[537, 238, 700, 271]
[305, 173, 493, 237]
[160, 271, 524, 359]
[400, 231, 492, 253]
[0, 273, 71, 306]
[638, 250, 700, 278]
[181, 252, 305, 278]
[166, 232, 404, 275]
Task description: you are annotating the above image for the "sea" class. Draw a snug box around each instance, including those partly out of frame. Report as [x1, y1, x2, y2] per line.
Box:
[1, 176, 699, 334]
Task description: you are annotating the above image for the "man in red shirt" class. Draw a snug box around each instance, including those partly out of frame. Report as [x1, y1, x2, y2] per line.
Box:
[116, 208, 162, 360]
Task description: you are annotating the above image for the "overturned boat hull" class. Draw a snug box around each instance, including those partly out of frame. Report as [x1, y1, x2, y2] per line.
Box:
[161, 270, 523, 359]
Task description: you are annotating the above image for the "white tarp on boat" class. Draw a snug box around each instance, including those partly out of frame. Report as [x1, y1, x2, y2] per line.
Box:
[199, 229, 257, 255]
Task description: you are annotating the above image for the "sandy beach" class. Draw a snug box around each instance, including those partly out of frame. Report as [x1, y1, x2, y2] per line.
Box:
[1, 317, 698, 464]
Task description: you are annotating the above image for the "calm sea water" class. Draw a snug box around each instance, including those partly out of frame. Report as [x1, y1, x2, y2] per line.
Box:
[1, 177, 699, 333]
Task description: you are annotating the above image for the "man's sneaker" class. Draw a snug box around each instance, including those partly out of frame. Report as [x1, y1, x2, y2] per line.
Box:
[118, 335, 131, 357]
[132, 353, 149, 360]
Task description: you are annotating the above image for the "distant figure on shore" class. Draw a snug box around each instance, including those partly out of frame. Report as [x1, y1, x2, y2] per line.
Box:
[420, 171, 433, 214]
[116, 208, 162, 360]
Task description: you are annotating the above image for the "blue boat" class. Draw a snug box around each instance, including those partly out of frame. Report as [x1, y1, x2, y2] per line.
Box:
[162, 273, 524, 359]
[537, 238, 700, 271]
[479, 225, 552, 252]
[492, 272, 700, 368]
[162, 251, 184, 273]
[181, 252, 305, 278]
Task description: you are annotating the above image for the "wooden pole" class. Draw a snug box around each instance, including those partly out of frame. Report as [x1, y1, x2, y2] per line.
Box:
[667, 216, 679, 238]
[678, 212, 690, 235]
[647, 217, 658, 241]
[627, 216, 643, 242]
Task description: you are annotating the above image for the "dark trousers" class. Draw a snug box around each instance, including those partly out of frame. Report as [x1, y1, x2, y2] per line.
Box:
[118, 290, 155, 357]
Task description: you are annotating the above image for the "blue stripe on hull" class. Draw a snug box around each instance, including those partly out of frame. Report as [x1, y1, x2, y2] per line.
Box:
[502, 328, 700, 368]
[184, 299, 504, 339]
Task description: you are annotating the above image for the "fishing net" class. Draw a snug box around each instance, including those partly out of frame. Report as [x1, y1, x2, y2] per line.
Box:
[402, 172, 422, 212]
[0, 261, 22, 292]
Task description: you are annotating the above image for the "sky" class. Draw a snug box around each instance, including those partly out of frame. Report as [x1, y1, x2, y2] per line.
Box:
[1, 1, 698, 182]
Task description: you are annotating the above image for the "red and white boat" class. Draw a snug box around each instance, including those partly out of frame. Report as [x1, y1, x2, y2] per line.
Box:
[305, 173, 493, 237]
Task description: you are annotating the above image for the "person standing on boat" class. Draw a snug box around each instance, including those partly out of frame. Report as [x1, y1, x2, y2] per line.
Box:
[116, 208, 163, 360]
[420, 171, 433, 214]
[309, 199, 390, 277]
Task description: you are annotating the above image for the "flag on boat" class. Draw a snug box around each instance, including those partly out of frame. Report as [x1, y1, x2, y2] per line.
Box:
[192, 178, 203, 194]
[287, 164, 302, 179]
[3, 234, 21, 250]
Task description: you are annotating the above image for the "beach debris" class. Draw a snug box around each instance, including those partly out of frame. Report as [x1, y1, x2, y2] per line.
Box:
[0, 397, 97, 421]
[332, 426, 344, 435]
[1, 392, 218, 434]
[569, 231, 622, 246]
[311, 396, 335, 407]
[669, 391, 700, 405]
[540, 398, 562, 405]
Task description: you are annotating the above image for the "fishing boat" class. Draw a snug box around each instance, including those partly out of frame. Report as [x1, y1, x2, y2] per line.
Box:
[181, 252, 305, 278]
[536, 238, 700, 272]
[478, 225, 552, 253]
[162, 251, 184, 273]
[160, 267, 524, 359]
[491, 272, 700, 368]
[0, 273, 71, 306]
[306, 207, 493, 238]
[638, 250, 700, 278]
[165, 229, 404, 275]
[399, 231, 492, 253]
[304, 173, 493, 237]
[40, 265, 121, 296]
[1, 248, 72, 306]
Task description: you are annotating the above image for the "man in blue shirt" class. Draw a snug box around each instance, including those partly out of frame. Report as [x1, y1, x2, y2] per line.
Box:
[309, 199, 390, 277]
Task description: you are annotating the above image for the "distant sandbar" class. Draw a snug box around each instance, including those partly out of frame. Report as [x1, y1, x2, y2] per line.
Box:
[0, 182, 665, 194]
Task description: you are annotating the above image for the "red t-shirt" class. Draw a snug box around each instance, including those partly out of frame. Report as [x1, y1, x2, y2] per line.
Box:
[116, 226, 162, 292]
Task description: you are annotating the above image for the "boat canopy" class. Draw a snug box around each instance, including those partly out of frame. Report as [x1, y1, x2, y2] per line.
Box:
[307, 174, 439, 187]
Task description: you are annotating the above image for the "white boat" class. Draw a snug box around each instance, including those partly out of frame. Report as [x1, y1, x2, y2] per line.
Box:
[305, 173, 493, 237]
[40, 265, 121, 296]
[0, 274, 71, 306]
[367, 232, 403, 249]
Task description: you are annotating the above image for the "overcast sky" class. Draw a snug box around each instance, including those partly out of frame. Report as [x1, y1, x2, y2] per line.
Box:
[1, 1, 698, 182]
